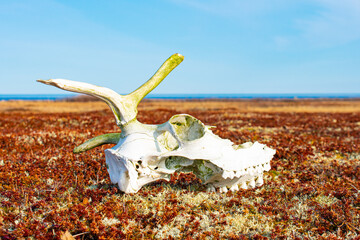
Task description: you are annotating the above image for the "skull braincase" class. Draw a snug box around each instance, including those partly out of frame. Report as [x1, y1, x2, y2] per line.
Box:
[37, 54, 275, 193]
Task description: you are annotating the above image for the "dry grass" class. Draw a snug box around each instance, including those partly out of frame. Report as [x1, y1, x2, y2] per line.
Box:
[0, 101, 108, 113]
[1, 98, 360, 113]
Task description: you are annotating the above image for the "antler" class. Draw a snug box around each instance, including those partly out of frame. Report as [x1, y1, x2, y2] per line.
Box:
[36, 79, 128, 126]
[37, 53, 184, 126]
[128, 53, 184, 106]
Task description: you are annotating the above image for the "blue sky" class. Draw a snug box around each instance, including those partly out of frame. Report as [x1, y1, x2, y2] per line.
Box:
[1, 0, 359, 94]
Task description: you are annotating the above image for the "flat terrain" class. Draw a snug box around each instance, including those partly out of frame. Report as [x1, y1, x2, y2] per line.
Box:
[0, 99, 359, 239]
[1, 99, 360, 113]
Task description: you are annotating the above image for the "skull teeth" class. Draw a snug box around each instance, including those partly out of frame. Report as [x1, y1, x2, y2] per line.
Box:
[219, 186, 228, 193]
[211, 172, 266, 193]
[225, 162, 270, 180]
[222, 170, 235, 179]
[256, 175, 264, 186]
[212, 159, 270, 193]
[240, 182, 248, 189]
[248, 179, 256, 188]
[235, 170, 243, 178]
[264, 162, 271, 171]
[206, 185, 216, 192]
[229, 184, 239, 192]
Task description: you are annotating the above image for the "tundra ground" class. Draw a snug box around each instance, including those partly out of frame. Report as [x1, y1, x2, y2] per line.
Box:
[0, 99, 359, 239]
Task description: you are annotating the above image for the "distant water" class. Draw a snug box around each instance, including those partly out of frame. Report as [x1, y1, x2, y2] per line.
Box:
[146, 93, 360, 99]
[0, 94, 76, 101]
[0, 93, 360, 101]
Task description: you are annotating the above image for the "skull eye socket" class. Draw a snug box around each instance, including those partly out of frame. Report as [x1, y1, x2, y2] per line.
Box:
[169, 115, 205, 141]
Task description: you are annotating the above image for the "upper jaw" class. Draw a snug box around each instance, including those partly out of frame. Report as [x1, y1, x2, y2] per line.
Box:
[105, 148, 175, 193]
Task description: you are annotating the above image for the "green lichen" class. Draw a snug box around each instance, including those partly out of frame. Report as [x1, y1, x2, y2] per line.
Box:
[165, 156, 214, 183]
[73, 133, 121, 153]
[169, 115, 205, 141]
[182, 160, 215, 183]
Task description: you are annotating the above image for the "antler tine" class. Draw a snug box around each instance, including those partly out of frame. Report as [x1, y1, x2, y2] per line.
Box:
[127, 53, 184, 105]
[36, 79, 127, 126]
[37, 53, 184, 127]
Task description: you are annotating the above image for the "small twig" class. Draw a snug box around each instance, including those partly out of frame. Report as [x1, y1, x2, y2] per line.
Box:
[348, 222, 360, 232]
[348, 182, 359, 192]
[343, 176, 360, 194]
[72, 232, 89, 238]
[307, 232, 314, 240]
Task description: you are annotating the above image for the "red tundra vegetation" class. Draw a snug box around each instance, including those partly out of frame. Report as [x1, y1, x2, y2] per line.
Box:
[0, 99, 359, 239]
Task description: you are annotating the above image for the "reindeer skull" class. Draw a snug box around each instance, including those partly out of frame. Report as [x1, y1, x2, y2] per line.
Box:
[38, 54, 275, 193]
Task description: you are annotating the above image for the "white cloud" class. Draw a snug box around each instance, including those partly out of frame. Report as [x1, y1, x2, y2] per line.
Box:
[171, 0, 360, 48]
[297, 0, 360, 47]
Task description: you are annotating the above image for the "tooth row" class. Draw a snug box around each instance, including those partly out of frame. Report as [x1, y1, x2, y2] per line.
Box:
[248, 179, 256, 188]
[206, 185, 216, 192]
[229, 184, 239, 191]
[222, 161, 270, 179]
[206, 174, 264, 193]
[256, 175, 264, 186]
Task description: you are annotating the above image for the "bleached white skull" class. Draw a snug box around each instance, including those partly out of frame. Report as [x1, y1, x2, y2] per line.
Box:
[38, 54, 275, 193]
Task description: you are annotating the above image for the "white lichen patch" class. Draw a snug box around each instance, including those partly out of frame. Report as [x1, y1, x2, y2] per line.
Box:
[154, 223, 182, 239]
[46, 178, 54, 186]
[241, 196, 264, 205]
[153, 208, 275, 238]
[110, 184, 276, 238]
[289, 196, 312, 221]
[177, 191, 211, 206]
[314, 194, 338, 207]
[102, 217, 121, 226]
[120, 219, 139, 234]
[223, 212, 274, 235]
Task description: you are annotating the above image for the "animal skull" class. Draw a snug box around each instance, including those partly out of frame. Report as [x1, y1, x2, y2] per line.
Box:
[38, 53, 275, 193]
